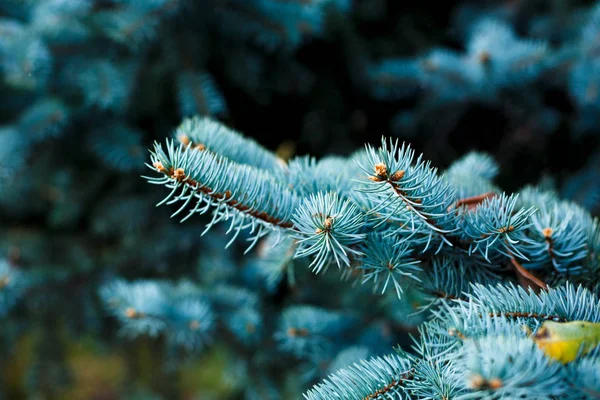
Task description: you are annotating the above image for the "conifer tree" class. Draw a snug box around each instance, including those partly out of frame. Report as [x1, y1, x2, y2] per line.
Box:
[1, 1, 600, 398]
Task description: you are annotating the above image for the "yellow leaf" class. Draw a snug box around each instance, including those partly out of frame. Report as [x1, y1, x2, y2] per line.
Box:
[533, 320, 600, 363]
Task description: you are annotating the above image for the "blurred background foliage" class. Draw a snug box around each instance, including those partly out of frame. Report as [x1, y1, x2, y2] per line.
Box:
[1, 0, 600, 398]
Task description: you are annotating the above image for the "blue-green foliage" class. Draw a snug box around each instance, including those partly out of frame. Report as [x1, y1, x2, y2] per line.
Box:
[443, 152, 500, 199]
[0, 18, 51, 90]
[176, 71, 228, 118]
[17, 98, 70, 142]
[100, 279, 216, 349]
[89, 121, 146, 171]
[62, 59, 135, 112]
[241, 232, 296, 293]
[368, 2, 600, 138]
[212, 0, 351, 51]
[141, 117, 600, 398]
[147, 117, 600, 292]
[95, 230, 415, 396]
[372, 15, 550, 103]
[567, 348, 600, 398]
[0, 0, 351, 226]
[147, 137, 299, 248]
[561, 153, 600, 214]
[306, 283, 600, 400]
[304, 353, 413, 400]
[173, 116, 286, 173]
[3, 1, 600, 398]
[0, 127, 26, 188]
[357, 233, 421, 298]
[358, 139, 459, 249]
[461, 193, 536, 260]
[292, 191, 366, 273]
[521, 202, 588, 272]
[274, 305, 353, 359]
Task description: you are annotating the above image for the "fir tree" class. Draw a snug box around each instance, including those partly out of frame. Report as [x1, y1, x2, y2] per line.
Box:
[1, 1, 600, 398]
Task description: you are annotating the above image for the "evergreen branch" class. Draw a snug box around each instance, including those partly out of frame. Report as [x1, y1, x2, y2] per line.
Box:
[303, 353, 414, 400]
[520, 202, 588, 273]
[457, 336, 567, 399]
[173, 116, 286, 173]
[357, 138, 458, 251]
[443, 152, 500, 200]
[445, 152, 499, 181]
[462, 193, 537, 261]
[419, 257, 501, 305]
[100, 279, 216, 350]
[160, 160, 294, 229]
[356, 233, 422, 299]
[468, 282, 600, 323]
[488, 311, 567, 322]
[274, 305, 355, 359]
[145, 139, 298, 249]
[291, 191, 366, 273]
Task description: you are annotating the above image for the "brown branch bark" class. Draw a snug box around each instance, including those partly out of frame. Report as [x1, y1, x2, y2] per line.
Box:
[163, 166, 294, 229]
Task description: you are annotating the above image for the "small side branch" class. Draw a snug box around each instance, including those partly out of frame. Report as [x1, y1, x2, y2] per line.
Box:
[362, 370, 414, 400]
[455, 192, 496, 211]
[510, 257, 547, 290]
[489, 311, 566, 322]
[156, 163, 294, 229]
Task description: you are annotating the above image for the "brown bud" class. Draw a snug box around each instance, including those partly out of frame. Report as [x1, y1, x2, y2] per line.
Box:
[374, 163, 387, 177]
[469, 374, 486, 389]
[0, 275, 10, 289]
[153, 161, 166, 173]
[488, 378, 503, 390]
[194, 143, 206, 151]
[125, 307, 139, 319]
[499, 225, 514, 233]
[189, 320, 201, 331]
[324, 216, 333, 230]
[542, 227, 553, 238]
[246, 323, 256, 334]
[173, 168, 186, 181]
[390, 170, 405, 181]
[178, 134, 191, 146]
[448, 327, 466, 340]
[369, 175, 384, 182]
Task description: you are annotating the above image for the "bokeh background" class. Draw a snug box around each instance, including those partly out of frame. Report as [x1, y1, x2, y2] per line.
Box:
[0, 0, 599, 398]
